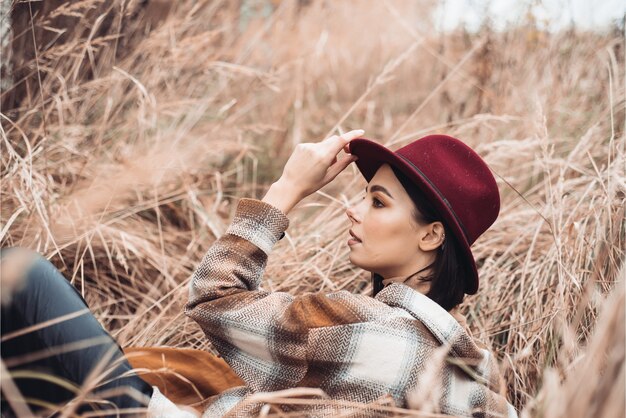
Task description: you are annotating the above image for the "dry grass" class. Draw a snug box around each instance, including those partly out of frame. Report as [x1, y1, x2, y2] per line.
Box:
[1, 0, 624, 416]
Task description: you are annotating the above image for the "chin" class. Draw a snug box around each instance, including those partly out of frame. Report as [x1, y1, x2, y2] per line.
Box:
[348, 253, 361, 267]
[348, 253, 374, 273]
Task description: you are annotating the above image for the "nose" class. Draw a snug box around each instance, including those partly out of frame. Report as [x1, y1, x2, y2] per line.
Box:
[346, 203, 360, 223]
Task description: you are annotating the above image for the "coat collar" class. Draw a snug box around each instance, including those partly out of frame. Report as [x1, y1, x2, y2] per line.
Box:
[374, 283, 479, 360]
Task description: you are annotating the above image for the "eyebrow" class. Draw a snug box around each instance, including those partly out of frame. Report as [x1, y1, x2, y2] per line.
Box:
[365, 185, 394, 199]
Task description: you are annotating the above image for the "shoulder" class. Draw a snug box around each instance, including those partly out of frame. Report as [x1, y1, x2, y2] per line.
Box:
[278, 290, 396, 330]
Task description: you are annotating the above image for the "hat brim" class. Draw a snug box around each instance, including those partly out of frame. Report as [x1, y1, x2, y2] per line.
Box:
[349, 138, 479, 294]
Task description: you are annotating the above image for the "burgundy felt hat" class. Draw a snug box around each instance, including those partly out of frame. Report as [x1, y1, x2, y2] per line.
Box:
[348, 134, 500, 294]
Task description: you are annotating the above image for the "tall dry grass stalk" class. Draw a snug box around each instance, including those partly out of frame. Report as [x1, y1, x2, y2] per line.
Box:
[1, 0, 624, 416]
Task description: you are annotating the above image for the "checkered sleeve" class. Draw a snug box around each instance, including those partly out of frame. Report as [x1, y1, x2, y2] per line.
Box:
[184, 198, 363, 392]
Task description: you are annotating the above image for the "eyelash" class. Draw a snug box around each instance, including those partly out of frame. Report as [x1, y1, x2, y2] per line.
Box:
[362, 194, 384, 208]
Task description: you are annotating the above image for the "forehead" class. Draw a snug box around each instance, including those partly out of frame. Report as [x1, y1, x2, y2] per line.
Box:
[368, 164, 412, 202]
[370, 164, 401, 187]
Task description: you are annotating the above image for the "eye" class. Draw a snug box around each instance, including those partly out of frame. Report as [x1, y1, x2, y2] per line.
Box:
[361, 193, 384, 208]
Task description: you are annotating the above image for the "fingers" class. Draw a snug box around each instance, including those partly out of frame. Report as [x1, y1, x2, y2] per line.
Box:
[342, 129, 365, 138]
[324, 154, 359, 184]
[323, 129, 364, 154]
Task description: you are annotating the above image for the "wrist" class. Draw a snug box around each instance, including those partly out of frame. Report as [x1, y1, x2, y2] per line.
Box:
[261, 180, 302, 215]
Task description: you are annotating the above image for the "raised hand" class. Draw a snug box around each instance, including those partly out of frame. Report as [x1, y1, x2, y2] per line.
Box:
[262, 129, 364, 215]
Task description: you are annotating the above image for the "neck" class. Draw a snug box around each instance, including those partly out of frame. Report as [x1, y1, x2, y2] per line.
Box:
[376, 252, 435, 284]
[379, 263, 433, 294]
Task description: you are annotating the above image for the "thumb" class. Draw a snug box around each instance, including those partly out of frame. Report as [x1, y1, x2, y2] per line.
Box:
[324, 155, 358, 183]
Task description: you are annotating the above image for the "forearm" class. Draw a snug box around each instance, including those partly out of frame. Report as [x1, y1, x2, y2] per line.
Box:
[185, 198, 290, 310]
[261, 180, 301, 216]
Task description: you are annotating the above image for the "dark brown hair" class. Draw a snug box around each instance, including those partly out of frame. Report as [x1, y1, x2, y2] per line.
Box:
[371, 166, 469, 311]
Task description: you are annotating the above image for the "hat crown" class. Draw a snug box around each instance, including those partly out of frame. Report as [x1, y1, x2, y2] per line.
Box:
[394, 135, 500, 245]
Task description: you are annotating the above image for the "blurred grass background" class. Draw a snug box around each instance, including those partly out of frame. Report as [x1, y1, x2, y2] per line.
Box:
[1, 0, 624, 416]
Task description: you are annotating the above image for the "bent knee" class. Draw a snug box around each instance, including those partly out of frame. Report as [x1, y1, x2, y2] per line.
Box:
[0, 247, 49, 306]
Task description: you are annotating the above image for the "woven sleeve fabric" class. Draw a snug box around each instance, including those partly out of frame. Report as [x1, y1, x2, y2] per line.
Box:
[224, 198, 291, 256]
[184, 198, 365, 392]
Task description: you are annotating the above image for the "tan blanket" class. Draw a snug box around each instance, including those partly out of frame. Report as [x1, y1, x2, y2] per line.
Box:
[124, 347, 243, 412]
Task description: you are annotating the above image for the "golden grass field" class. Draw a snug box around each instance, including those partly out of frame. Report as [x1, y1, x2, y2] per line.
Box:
[1, 0, 624, 416]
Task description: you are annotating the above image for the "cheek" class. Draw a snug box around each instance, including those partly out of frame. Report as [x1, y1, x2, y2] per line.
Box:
[362, 210, 415, 260]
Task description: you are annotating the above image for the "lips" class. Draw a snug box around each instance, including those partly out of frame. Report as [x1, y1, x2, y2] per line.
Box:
[349, 229, 362, 242]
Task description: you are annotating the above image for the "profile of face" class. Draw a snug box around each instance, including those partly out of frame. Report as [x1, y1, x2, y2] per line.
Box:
[345, 164, 445, 287]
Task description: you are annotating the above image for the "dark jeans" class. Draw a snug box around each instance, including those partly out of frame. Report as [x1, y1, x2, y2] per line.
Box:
[1, 248, 153, 417]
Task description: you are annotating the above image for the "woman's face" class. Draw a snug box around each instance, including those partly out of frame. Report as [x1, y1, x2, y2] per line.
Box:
[346, 164, 439, 280]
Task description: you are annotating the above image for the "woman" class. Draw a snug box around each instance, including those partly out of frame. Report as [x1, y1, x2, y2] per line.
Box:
[1, 130, 517, 417]
[183, 130, 517, 417]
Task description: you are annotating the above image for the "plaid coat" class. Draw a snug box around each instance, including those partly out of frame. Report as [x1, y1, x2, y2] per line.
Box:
[182, 198, 517, 417]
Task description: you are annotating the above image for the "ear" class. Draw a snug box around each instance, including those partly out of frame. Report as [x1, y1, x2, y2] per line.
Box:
[418, 221, 445, 252]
